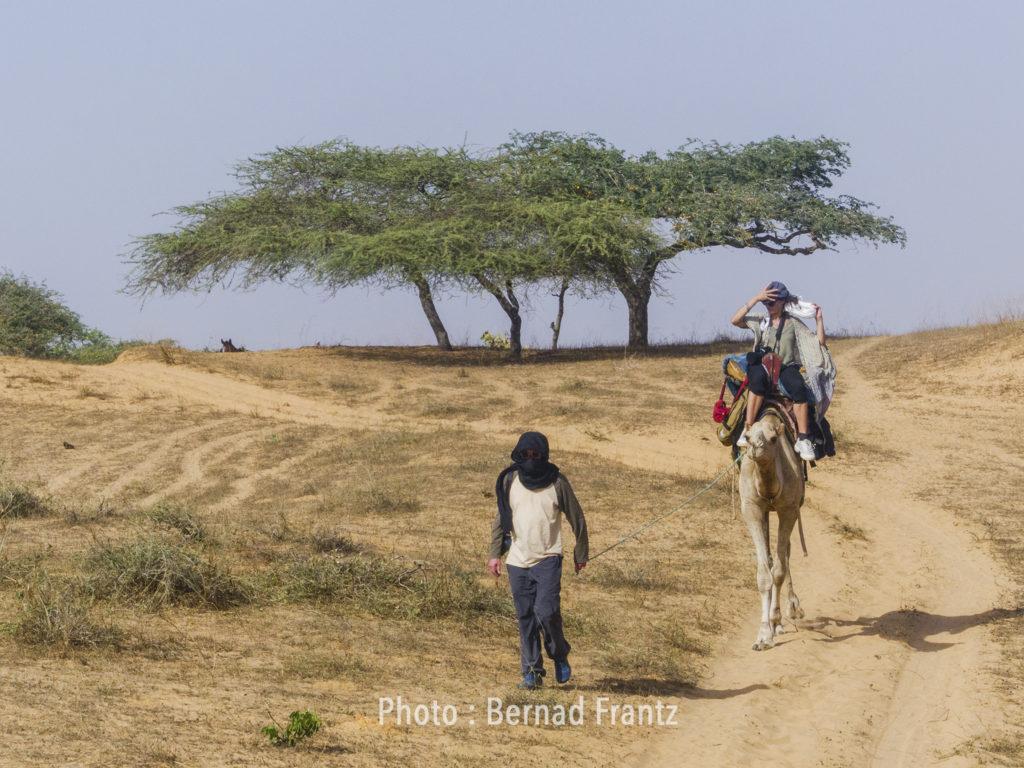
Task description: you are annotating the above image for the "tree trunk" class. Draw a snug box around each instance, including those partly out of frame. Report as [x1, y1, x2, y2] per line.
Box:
[411, 274, 452, 351]
[508, 291, 523, 360]
[474, 275, 523, 361]
[614, 253, 665, 352]
[625, 291, 650, 351]
[550, 279, 569, 350]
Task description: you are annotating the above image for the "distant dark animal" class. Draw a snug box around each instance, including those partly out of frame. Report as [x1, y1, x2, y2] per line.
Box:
[62, 441, 75, 450]
[220, 339, 246, 353]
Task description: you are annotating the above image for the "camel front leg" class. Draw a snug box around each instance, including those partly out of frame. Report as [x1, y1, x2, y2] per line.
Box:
[743, 508, 775, 650]
[772, 512, 799, 635]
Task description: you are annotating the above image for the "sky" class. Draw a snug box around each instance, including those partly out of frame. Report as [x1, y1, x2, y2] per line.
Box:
[1, 0, 1021, 350]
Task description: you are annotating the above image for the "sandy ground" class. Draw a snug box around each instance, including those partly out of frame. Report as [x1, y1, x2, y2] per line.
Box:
[629, 337, 1015, 767]
[0, 326, 1020, 766]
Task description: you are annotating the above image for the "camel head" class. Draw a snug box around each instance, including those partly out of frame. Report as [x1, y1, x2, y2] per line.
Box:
[745, 413, 786, 463]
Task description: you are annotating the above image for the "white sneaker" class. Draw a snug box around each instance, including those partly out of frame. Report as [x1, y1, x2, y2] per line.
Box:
[794, 438, 816, 461]
[736, 429, 749, 448]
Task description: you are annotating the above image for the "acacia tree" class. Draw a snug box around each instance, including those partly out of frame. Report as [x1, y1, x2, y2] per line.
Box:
[500, 132, 907, 350]
[321, 153, 628, 361]
[127, 142, 464, 350]
[0, 272, 102, 357]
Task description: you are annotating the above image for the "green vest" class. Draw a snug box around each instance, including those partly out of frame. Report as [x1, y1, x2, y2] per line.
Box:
[762, 317, 799, 367]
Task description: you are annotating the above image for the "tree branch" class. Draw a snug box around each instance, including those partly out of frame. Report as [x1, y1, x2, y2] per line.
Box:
[473, 274, 517, 317]
[752, 229, 811, 246]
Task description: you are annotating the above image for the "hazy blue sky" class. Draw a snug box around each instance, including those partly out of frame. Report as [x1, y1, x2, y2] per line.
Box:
[2, 1, 1021, 349]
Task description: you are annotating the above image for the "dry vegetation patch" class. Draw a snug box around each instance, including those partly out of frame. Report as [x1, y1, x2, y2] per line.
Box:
[0, 343, 757, 766]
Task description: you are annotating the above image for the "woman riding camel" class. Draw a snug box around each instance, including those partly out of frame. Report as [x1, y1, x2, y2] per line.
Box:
[730, 281, 827, 461]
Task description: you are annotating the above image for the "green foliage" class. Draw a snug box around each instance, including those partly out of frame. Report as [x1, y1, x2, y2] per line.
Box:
[480, 331, 511, 350]
[64, 336, 144, 365]
[0, 272, 91, 357]
[261, 709, 322, 747]
[0, 271, 131, 362]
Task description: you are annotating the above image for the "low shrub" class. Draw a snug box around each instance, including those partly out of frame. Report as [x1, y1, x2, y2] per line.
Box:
[262, 710, 322, 747]
[480, 331, 511, 350]
[86, 536, 250, 608]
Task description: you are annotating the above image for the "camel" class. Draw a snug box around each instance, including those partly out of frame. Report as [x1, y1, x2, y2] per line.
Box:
[739, 408, 806, 650]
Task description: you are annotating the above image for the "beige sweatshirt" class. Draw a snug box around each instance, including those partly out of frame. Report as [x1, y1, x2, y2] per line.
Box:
[489, 473, 588, 567]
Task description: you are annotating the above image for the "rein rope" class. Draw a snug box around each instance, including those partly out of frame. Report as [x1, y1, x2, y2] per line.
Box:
[586, 454, 743, 565]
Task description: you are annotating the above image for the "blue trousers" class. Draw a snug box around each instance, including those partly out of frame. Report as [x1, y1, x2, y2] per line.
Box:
[506, 555, 570, 676]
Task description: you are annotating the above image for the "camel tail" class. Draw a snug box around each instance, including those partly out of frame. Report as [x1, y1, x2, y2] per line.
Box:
[798, 509, 808, 557]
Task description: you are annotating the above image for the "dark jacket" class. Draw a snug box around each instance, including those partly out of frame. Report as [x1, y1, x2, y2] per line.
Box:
[488, 472, 589, 564]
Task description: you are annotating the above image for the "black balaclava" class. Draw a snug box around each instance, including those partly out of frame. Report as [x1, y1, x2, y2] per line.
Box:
[494, 432, 561, 543]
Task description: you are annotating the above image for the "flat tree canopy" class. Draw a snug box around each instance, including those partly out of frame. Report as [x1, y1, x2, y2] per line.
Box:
[127, 133, 905, 354]
[498, 132, 906, 348]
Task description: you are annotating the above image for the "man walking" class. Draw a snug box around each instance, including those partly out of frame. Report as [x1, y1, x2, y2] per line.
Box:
[488, 432, 589, 689]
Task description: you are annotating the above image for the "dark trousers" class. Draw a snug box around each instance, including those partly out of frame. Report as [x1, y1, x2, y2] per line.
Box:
[747, 362, 809, 403]
[506, 555, 570, 676]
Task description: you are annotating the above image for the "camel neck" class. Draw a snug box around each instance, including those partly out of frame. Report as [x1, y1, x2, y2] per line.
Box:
[752, 455, 782, 500]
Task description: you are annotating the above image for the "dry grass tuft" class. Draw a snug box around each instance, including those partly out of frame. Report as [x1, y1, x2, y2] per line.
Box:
[0, 482, 56, 518]
[86, 536, 251, 609]
[589, 561, 676, 592]
[309, 528, 361, 554]
[78, 385, 112, 400]
[148, 501, 207, 542]
[356, 485, 422, 515]
[277, 554, 509, 621]
[829, 518, 870, 542]
[62, 498, 122, 526]
[15, 570, 123, 649]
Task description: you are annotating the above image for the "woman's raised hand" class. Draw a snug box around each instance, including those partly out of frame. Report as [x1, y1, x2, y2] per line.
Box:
[755, 284, 779, 305]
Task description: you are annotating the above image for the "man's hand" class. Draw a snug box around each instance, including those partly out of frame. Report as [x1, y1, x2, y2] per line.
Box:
[574, 560, 587, 574]
[487, 558, 502, 578]
[813, 303, 823, 320]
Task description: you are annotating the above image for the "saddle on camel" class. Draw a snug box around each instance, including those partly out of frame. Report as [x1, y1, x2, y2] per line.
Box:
[717, 282, 837, 463]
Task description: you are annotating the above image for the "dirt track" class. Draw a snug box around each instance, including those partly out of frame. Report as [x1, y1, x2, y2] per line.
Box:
[630, 339, 1008, 767]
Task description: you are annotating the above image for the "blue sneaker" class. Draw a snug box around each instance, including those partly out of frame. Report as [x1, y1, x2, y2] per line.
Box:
[554, 658, 572, 684]
[518, 670, 543, 689]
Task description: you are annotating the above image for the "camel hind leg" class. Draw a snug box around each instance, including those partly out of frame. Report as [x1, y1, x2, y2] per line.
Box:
[783, 566, 804, 620]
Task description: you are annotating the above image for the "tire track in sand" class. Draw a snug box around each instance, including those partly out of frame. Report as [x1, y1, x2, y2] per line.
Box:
[138, 426, 277, 506]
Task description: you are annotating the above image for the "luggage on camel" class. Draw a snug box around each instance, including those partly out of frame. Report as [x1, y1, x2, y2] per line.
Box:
[714, 354, 749, 446]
